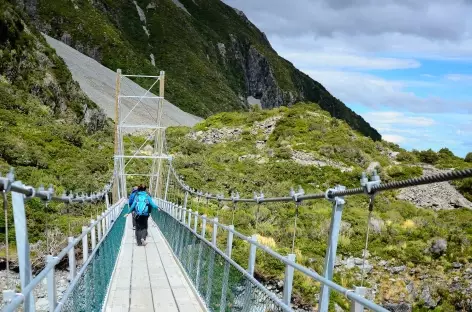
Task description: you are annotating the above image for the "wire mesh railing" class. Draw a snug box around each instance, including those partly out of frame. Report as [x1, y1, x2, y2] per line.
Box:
[58, 207, 126, 312]
[154, 199, 391, 312]
[2, 199, 126, 312]
[152, 206, 289, 312]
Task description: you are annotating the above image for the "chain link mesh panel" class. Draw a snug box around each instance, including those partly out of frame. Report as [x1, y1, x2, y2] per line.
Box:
[59, 208, 126, 312]
[152, 209, 285, 312]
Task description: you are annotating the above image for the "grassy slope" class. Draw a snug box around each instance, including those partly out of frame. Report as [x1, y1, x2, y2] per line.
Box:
[24, 0, 380, 140]
[165, 104, 472, 309]
[0, 1, 113, 257]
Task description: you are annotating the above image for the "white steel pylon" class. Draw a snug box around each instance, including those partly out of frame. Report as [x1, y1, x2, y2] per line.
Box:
[112, 69, 170, 203]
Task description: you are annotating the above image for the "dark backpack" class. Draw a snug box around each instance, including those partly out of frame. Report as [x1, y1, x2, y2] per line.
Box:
[134, 192, 150, 216]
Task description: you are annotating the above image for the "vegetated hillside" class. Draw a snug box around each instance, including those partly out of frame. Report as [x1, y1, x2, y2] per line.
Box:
[0, 0, 113, 264]
[13, 0, 380, 141]
[165, 104, 472, 311]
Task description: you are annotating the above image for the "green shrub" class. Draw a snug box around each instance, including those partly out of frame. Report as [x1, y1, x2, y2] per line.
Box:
[396, 151, 417, 163]
[418, 149, 439, 164]
[386, 165, 423, 181]
[465, 152, 472, 163]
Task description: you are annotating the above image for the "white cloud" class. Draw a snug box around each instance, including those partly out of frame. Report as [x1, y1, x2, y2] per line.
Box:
[445, 74, 472, 82]
[303, 70, 470, 113]
[281, 52, 420, 70]
[383, 134, 407, 144]
[363, 112, 436, 127]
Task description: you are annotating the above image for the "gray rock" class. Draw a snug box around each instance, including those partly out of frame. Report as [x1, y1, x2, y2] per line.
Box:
[452, 262, 462, 269]
[390, 265, 406, 274]
[334, 303, 345, 312]
[430, 238, 447, 256]
[420, 286, 438, 308]
[369, 217, 384, 234]
[383, 302, 412, 312]
[36, 298, 49, 311]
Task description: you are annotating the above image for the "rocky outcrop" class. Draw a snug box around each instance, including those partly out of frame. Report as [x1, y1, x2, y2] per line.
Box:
[397, 165, 472, 210]
[188, 128, 243, 144]
[291, 150, 353, 172]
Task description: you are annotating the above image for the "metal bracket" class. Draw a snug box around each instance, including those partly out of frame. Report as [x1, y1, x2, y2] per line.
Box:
[290, 185, 305, 202]
[253, 191, 264, 204]
[0, 168, 14, 192]
[231, 192, 240, 203]
[325, 185, 346, 205]
[360, 170, 381, 194]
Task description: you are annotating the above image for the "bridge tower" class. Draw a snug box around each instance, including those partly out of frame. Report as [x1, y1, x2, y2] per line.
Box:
[112, 70, 169, 203]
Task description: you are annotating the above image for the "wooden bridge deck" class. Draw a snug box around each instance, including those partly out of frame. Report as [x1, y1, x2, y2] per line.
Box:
[105, 215, 205, 312]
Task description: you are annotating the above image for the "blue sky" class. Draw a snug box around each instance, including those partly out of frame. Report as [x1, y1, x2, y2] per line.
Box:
[224, 0, 472, 158]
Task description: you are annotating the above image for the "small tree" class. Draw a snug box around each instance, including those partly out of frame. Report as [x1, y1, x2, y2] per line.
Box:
[465, 152, 472, 163]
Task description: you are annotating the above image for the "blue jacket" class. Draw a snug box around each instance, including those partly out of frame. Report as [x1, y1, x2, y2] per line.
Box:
[127, 191, 158, 214]
[129, 189, 138, 206]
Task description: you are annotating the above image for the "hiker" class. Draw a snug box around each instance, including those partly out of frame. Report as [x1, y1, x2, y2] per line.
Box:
[129, 186, 138, 229]
[124, 185, 158, 246]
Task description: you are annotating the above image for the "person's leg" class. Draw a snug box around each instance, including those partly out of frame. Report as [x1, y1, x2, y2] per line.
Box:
[135, 216, 143, 245]
[143, 216, 149, 240]
[132, 211, 136, 229]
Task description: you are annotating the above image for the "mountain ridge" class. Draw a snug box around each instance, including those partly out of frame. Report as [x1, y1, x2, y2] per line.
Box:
[12, 0, 381, 141]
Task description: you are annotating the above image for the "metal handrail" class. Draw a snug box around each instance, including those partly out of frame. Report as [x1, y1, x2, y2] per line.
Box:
[3, 199, 126, 312]
[159, 199, 389, 312]
[159, 206, 292, 312]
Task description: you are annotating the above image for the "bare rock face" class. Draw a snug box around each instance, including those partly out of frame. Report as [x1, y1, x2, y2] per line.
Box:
[246, 46, 284, 109]
[397, 165, 472, 210]
[228, 35, 297, 109]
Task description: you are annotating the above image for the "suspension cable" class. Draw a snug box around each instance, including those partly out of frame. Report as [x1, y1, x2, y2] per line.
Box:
[3, 191, 9, 288]
[361, 194, 375, 287]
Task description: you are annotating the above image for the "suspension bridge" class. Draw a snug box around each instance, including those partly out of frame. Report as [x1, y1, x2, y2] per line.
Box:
[1, 70, 472, 312]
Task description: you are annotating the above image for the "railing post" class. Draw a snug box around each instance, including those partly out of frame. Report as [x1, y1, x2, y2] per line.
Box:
[219, 225, 235, 312]
[226, 225, 234, 258]
[206, 217, 219, 304]
[350, 287, 367, 312]
[194, 212, 198, 232]
[212, 217, 218, 246]
[46, 255, 57, 312]
[105, 193, 110, 209]
[283, 254, 296, 305]
[97, 215, 102, 241]
[183, 191, 188, 209]
[164, 163, 171, 201]
[82, 226, 88, 262]
[248, 234, 258, 276]
[102, 212, 106, 234]
[188, 209, 192, 227]
[319, 185, 346, 312]
[90, 219, 96, 251]
[67, 237, 76, 280]
[11, 182, 35, 312]
[182, 208, 187, 225]
[195, 215, 206, 286]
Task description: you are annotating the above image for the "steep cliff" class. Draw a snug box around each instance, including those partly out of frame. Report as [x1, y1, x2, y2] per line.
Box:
[13, 0, 381, 141]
